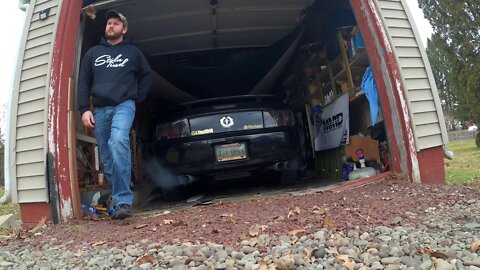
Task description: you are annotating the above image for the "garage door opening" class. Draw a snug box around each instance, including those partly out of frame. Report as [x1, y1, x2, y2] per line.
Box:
[75, 0, 391, 209]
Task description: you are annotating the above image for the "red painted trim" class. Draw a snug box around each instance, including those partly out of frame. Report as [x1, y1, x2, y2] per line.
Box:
[47, 0, 82, 221]
[331, 172, 390, 191]
[29, 0, 428, 223]
[350, 0, 417, 181]
[417, 146, 445, 184]
[20, 203, 52, 228]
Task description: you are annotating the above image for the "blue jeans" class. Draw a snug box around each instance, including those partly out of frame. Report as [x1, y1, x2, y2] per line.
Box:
[93, 100, 135, 207]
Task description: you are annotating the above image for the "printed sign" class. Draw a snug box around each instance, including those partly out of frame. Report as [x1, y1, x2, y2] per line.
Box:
[314, 93, 349, 151]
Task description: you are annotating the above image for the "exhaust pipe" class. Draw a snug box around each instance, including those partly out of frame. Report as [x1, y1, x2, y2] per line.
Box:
[177, 175, 199, 185]
[270, 159, 299, 171]
[270, 161, 286, 171]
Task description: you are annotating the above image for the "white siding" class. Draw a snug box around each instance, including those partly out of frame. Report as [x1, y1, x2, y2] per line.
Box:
[376, 0, 448, 150]
[10, 0, 60, 203]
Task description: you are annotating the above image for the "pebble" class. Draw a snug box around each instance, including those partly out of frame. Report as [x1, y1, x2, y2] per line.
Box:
[435, 259, 454, 270]
[381, 256, 402, 264]
[0, 261, 15, 267]
[214, 262, 227, 270]
[3, 190, 480, 269]
[312, 247, 326, 258]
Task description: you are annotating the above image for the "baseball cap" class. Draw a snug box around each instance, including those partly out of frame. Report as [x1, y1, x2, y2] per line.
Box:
[105, 10, 128, 27]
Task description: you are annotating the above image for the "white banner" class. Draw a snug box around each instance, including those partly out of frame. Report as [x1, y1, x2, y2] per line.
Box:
[314, 93, 349, 151]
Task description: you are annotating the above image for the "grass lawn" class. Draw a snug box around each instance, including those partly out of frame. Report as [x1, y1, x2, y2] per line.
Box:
[445, 139, 480, 185]
[0, 188, 21, 220]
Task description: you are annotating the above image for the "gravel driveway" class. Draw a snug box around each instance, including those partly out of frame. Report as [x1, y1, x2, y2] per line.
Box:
[1, 178, 480, 269]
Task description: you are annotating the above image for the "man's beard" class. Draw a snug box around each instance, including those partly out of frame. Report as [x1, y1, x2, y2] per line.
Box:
[105, 31, 123, 40]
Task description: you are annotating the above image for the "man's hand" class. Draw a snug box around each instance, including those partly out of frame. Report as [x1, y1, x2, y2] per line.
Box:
[81, 111, 95, 129]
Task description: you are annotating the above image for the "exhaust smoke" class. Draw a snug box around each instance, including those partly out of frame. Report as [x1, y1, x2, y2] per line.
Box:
[142, 156, 192, 192]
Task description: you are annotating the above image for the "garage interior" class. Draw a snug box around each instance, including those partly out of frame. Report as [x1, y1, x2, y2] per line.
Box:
[75, 0, 391, 213]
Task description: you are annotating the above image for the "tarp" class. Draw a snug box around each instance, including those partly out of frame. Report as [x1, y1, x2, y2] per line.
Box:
[314, 93, 350, 151]
[361, 66, 379, 125]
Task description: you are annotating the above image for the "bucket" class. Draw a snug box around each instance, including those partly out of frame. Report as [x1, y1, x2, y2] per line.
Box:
[348, 167, 376, 181]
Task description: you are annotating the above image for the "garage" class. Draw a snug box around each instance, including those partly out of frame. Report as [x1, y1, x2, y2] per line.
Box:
[6, 0, 449, 225]
[75, 0, 389, 204]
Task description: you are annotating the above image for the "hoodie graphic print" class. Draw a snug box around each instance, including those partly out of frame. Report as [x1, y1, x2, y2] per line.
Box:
[77, 39, 153, 115]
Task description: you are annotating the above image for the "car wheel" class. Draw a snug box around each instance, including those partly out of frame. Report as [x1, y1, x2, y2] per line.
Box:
[162, 188, 185, 201]
[280, 170, 297, 186]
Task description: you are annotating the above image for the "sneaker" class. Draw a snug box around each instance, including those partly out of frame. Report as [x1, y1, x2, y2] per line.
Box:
[111, 204, 132, 220]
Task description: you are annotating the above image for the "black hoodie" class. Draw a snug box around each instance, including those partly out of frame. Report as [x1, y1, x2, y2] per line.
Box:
[77, 38, 153, 115]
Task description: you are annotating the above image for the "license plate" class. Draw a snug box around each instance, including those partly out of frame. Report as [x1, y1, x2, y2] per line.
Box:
[215, 143, 247, 162]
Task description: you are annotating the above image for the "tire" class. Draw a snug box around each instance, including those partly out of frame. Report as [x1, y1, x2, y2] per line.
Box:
[280, 170, 298, 186]
[162, 187, 185, 201]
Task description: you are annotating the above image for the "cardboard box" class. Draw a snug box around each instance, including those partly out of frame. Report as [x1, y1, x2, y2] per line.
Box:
[344, 135, 380, 162]
[350, 31, 365, 57]
[338, 81, 349, 93]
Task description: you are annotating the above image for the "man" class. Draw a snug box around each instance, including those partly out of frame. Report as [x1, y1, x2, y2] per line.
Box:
[77, 10, 153, 220]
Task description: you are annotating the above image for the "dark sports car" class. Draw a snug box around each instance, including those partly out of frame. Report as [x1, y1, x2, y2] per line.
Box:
[151, 95, 305, 188]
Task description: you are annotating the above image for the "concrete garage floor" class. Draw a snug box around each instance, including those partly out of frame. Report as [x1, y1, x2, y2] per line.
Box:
[135, 172, 388, 216]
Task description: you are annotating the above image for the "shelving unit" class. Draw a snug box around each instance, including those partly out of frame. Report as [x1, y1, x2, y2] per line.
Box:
[302, 26, 378, 177]
[308, 35, 369, 104]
